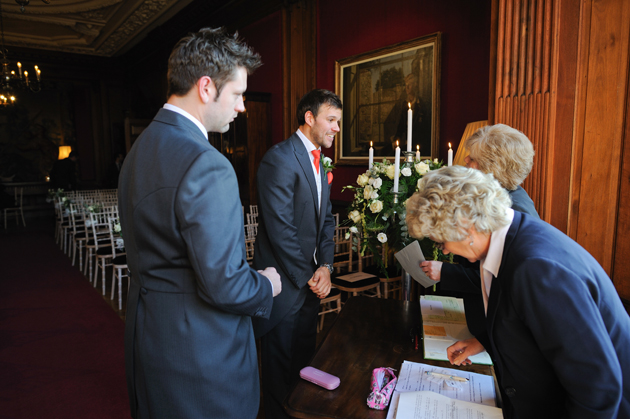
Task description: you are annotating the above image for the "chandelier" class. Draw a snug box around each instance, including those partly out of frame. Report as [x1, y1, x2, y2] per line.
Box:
[15, 1, 51, 14]
[0, 1, 42, 107]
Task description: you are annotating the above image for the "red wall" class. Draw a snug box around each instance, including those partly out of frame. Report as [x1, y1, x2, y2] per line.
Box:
[317, 0, 491, 202]
[239, 1, 491, 203]
[240, 11, 284, 146]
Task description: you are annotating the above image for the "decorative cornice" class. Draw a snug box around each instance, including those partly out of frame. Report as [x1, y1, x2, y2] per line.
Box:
[97, 0, 175, 56]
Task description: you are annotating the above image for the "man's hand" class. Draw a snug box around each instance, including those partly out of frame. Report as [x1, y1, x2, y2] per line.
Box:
[307, 266, 332, 299]
[421, 260, 442, 281]
[259, 267, 282, 297]
[447, 338, 484, 366]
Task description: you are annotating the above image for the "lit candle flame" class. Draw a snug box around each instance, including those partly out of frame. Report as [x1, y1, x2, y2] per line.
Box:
[408, 102, 411, 109]
[396, 140, 399, 148]
[370, 141, 373, 147]
[448, 142, 452, 149]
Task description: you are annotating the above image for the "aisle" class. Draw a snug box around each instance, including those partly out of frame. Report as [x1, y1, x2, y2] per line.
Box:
[0, 225, 131, 419]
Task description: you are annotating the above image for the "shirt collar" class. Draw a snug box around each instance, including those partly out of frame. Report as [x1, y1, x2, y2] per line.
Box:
[482, 208, 515, 278]
[163, 103, 208, 139]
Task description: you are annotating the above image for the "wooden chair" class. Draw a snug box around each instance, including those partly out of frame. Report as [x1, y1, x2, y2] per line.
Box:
[330, 233, 381, 299]
[107, 215, 128, 310]
[3, 187, 25, 229]
[332, 226, 352, 273]
[69, 202, 89, 271]
[317, 288, 341, 333]
[94, 206, 118, 294]
[245, 238, 255, 265]
[361, 247, 402, 300]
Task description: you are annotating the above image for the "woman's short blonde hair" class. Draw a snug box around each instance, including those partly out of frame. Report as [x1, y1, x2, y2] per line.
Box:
[466, 124, 534, 190]
[406, 166, 512, 243]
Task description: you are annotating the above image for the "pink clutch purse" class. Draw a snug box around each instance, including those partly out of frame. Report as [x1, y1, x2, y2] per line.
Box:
[367, 367, 397, 410]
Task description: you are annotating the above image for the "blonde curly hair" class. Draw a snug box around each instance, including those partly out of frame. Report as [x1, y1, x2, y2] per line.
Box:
[466, 124, 534, 190]
[406, 166, 512, 243]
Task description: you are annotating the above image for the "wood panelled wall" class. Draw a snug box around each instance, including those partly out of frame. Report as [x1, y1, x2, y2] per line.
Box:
[491, 0, 630, 298]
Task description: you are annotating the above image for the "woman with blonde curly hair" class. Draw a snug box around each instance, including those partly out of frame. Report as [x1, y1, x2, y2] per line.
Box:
[407, 166, 630, 419]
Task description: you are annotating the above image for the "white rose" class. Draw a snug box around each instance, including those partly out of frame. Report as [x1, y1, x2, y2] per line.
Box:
[370, 190, 379, 200]
[363, 185, 374, 200]
[377, 233, 388, 243]
[323, 156, 332, 166]
[116, 238, 125, 250]
[373, 177, 382, 189]
[385, 165, 397, 179]
[434, 158, 439, 164]
[415, 162, 430, 175]
[357, 173, 370, 186]
[349, 226, 358, 234]
[345, 231, 351, 240]
[369, 200, 383, 213]
[114, 224, 122, 233]
[349, 210, 362, 223]
[368, 177, 374, 185]
[401, 167, 412, 177]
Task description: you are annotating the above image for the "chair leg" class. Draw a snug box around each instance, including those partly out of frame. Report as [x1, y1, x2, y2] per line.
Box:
[117, 269, 123, 310]
[101, 261, 107, 295]
[19, 208, 25, 227]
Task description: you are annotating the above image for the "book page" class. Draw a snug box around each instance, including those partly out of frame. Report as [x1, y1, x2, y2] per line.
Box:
[395, 391, 503, 419]
[386, 361, 498, 419]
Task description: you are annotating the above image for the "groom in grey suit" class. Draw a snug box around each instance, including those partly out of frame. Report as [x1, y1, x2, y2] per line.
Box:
[253, 89, 341, 419]
[118, 28, 281, 419]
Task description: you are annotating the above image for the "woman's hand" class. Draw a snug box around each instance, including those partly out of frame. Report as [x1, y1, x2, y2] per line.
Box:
[420, 261, 443, 281]
[447, 338, 485, 366]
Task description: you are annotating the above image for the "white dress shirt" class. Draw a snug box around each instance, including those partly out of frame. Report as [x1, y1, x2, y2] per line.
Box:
[296, 129, 322, 211]
[479, 208, 515, 314]
[163, 103, 208, 139]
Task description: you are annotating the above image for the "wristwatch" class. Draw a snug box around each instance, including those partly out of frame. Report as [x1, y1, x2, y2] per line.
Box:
[320, 263, 334, 275]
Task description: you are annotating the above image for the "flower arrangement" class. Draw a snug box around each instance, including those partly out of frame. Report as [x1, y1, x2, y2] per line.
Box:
[343, 157, 452, 277]
[112, 220, 125, 251]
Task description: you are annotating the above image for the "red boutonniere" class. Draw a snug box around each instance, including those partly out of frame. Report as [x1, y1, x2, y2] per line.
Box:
[322, 156, 334, 185]
[327, 171, 333, 184]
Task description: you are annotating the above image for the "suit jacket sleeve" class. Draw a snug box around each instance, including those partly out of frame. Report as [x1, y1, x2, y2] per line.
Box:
[440, 258, 482, 294]
[510, 260, 623, 417]
[256, 149, 315, 289]
[176, 150, 273, 317]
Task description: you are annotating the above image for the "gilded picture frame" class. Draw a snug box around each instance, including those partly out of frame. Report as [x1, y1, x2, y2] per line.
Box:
[334, 33, 441, 165]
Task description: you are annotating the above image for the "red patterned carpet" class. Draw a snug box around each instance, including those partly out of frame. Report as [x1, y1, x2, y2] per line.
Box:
[0, 226, 131, 419]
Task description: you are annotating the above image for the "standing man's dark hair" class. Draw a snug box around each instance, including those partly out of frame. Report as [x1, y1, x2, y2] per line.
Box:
[167, 27, 262, 98]
[118, 27, 280, 419]
[296, 88, 343, 126]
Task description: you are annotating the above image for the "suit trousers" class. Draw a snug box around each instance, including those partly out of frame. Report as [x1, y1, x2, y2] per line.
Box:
[260, 286, 320, 419]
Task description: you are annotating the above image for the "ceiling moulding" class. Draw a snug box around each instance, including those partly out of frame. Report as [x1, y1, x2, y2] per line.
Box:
[2, 0, 123, 15]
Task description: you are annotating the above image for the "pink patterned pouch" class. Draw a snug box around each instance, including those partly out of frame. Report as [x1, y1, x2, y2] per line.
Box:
[366, 367, 397, 410]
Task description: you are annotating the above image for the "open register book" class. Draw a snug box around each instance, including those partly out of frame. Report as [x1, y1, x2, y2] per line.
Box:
[386, 360, 501, 419]
[421, 295, 493, 365]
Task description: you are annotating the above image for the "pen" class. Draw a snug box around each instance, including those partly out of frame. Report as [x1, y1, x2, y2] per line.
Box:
[425, 371, 469, 382]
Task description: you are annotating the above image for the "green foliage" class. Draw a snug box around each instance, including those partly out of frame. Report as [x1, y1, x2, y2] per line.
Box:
[343, 157, 453, 276]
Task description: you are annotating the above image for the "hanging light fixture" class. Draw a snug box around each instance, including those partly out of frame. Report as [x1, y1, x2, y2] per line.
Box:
[0, 0, 42, 106]
[15, 1, 51, 14]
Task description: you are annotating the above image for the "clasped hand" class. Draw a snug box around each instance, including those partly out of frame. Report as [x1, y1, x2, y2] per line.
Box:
[308, 266, 332, 299]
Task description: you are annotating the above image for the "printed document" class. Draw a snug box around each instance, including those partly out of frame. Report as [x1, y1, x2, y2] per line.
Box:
[395, 391, 503, 419]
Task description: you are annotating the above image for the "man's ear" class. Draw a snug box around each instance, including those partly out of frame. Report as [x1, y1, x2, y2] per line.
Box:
[304, 110, 316, 127]
[198, 76, 216, 104]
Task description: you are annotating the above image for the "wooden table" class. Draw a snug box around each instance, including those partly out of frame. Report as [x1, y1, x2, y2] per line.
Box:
[284, 296, 495, 419]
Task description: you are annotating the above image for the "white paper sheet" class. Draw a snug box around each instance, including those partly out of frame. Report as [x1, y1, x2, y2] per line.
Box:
[385, 360, 498, 419]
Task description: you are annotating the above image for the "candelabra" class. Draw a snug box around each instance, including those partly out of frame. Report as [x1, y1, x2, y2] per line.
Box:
[0, 1, 42, 106]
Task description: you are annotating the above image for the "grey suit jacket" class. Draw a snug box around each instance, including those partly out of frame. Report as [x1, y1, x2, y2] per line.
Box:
[118, 108, 274, 419]
[252, 133, 336, 337]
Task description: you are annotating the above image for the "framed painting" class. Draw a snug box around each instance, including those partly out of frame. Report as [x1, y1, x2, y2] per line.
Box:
[334, 33, 441, 165]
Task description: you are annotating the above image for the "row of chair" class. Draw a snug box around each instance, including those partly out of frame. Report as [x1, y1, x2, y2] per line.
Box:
[53, 189, 129, 310]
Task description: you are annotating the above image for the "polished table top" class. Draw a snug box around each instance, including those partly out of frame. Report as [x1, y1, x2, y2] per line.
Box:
[284, 296, 495, 419]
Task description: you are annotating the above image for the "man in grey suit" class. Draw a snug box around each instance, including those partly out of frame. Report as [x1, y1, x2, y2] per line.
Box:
[253, 89, 341, 419]
[118, 28, 281, 419]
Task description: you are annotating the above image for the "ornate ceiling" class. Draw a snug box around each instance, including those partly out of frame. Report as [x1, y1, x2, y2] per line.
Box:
[0, 0, 197, 57]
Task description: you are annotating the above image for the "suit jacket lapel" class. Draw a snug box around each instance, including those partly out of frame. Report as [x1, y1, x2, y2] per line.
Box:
[290, 135, 320, 221]
[318, 165, 328, 231]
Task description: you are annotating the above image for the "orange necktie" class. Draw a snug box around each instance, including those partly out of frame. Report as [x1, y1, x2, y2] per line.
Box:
[311, 150, 321, 174]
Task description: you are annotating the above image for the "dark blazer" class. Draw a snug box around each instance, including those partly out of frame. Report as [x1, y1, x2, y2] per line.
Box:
[252, 133, 335, 337]
[439, 186, 540, 349]
[118, 108, 274, 419]
[487, 211, 630, 419]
